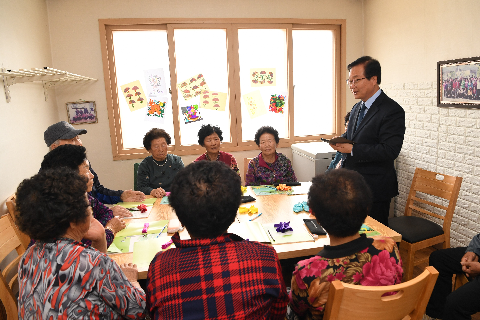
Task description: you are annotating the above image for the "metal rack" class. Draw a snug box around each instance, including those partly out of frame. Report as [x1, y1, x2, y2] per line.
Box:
[0, 67, 97, 102]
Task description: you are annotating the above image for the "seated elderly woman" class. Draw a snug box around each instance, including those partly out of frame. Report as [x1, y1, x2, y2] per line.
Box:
[246, 126, 297, 186]
[194, 124, 239, 174]
[146, 161, 288, 318]
[15, 167, 146, 318]
[287, 169, 403, 319]
[137, 128, 184, 198]
[41, 144, 125, 248]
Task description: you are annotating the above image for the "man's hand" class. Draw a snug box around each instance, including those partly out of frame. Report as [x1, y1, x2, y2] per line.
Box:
[461, 261, 480, 278]
[106, 217, 126, 234]
[330, 142, 353, 154]
[461, 251, 478, 263]
[121, 190, 145, 202]
[150, 187, 166, 198]
[111, 205, 133, 217]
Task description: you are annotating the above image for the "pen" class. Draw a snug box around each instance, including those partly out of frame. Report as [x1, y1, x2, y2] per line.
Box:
[249, 212, 263, 221]
[267, 230, 275, 242]
[157, 224, 167, 238]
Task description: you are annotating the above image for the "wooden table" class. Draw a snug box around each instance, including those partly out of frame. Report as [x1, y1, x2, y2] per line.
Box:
[110, 186, 401, 279]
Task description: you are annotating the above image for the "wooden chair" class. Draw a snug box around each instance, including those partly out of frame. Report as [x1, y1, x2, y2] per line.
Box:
[6, 195, 30, 249]
[323, 266, 439, 320]
[0, 212, 28, 320]
[243, 158, 253, 185]
[388, 168, 462, 281]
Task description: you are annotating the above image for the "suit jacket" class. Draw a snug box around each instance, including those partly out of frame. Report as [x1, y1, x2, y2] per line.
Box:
[342, 91, 405, 202]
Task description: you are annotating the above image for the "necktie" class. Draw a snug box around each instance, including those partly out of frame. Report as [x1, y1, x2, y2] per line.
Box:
[355, 102, 366, 133]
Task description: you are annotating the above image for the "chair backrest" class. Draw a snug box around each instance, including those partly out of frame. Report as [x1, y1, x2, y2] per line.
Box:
[6, 195, 30, 249]
[243, 158, 253, 185]
[133, 163, 140, 191]
[404, 168, 462, 245]
[323, 266, 439, 320]
[0, 212, 27, 320]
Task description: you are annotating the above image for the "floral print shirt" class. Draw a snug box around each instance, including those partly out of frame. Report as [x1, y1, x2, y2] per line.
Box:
[245, 152, 297, 186]
[287, 235, 403, 320]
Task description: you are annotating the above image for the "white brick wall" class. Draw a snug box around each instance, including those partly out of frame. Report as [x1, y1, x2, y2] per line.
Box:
[382, 82, 480, 248]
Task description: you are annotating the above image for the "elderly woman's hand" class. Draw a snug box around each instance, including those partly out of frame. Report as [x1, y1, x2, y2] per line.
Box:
[106, 217, 126, 234]
[111, 205, 133, 218]
[150, 187, 166, 198]
[120, 263, 143, 290]
[84, 218, 108, 253]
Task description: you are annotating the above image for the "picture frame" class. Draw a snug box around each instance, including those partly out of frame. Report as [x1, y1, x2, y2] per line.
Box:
[437, 56, 480, 108]
[66, 101, 98, 124]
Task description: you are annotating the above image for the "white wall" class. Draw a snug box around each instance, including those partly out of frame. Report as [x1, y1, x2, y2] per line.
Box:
[364, 0, 480, 246]
[45, 0, 365, 190]
[0, 0, 58, 215]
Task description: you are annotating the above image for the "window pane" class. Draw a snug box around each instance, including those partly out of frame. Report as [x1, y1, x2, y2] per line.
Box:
[293, 30, 334, 136]
[238, 29, 288, 141]
[112, 30, 173, 149]
[174, 29, 229, 146]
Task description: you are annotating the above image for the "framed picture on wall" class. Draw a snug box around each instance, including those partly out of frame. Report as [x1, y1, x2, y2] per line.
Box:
[437, 56, 480, 108]
[66, 101, 98, 124]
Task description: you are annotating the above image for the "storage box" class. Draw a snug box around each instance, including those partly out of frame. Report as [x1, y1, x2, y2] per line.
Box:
[291, 142, 336, 182]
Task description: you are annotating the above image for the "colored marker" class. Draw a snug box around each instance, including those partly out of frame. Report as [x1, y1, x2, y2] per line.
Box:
[249, 212, 263, 221]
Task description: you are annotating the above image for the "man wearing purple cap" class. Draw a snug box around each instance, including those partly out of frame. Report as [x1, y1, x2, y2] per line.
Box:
[44, 121, 145, 216]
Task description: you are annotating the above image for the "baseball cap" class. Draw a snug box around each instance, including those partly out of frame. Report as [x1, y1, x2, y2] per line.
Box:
[44, 121, 87, 147]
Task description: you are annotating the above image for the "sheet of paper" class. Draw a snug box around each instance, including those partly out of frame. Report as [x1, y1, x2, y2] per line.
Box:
[160, 196, 169, 204]
[120, 80, 147, 111]
[228, 221, 271, 243]
[132, 236, 175, 269]
[251, 185, 293, 196]
[200, 91, 227, 111]
[262, 223, 314, 244]
[144, 98, 167, 124]
[243, 90, 267, 119]
[177, 74, 209, 101]
[181, 104, 203, 124]
[250, 68, 276, 87]
[144, 68, 168, 97]
[115, 220, 169, 238]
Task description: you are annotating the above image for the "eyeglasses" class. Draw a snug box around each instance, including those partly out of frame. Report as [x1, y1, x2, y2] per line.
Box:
[346, 77, 366, 86]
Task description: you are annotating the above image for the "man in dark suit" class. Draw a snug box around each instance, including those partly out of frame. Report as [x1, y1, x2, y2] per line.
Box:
[331, 56, 405, 226]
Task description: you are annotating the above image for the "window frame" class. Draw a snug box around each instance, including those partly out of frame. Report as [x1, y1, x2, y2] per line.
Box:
[99, 18, 346, 160]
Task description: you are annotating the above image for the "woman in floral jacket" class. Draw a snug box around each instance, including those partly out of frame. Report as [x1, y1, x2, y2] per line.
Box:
[287, 169, 403, 320]
[245, 126, 297, 186]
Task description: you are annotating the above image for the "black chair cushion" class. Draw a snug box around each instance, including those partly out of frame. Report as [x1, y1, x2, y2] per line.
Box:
[388, 216, 444, 243]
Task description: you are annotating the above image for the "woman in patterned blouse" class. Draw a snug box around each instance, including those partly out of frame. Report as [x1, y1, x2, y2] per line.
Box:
[40, 144, 125, 248]
[287, 169, 403, 320]
[15, 167, 146, 319]
[195, 124, 240, 175]
[245, 126, 297, 186]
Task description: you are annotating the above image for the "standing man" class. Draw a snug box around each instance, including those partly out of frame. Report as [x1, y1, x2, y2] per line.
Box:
[44, 121, 145, 215]
[330, 56, 405, 226]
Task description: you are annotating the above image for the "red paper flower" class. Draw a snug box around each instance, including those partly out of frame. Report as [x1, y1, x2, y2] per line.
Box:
[137, 204, 148, 213]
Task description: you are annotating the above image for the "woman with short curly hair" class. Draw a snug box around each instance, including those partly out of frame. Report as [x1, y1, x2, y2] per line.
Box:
[137, 128, 184, 198]
[15, 168, 146, 319]
[194, 124, 239, 175]
[245, 126, 297, 186]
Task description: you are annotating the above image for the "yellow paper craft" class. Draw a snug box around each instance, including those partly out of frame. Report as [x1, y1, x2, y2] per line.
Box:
[250, 68, 276, 87]
[177, 74, 209, 101]
[121, 80, 147, 111]
[200, 91, 227, 111]
[243, 90, 266, 119]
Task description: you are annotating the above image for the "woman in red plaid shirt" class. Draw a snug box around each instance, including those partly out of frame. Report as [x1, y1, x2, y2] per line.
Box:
[146, 161, 288, 319]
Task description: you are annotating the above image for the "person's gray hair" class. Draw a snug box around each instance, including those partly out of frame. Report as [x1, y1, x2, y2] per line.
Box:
[50, 140, 61, 150]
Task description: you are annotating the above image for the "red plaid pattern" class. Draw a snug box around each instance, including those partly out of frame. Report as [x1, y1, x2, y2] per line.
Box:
[146, 233, 288, 319]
